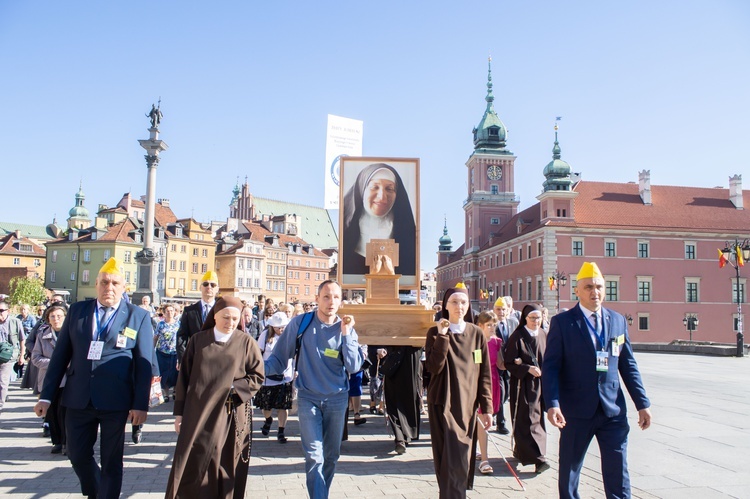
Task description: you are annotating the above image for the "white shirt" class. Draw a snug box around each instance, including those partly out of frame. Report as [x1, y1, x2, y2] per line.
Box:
[92, 300, 120, 340]
[579, 304, 602, 349]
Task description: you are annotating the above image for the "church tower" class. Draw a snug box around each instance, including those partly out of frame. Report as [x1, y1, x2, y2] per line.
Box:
[463, 58, 519, 301]
[67, 182, 91, 230]
[464, 58, 519, 253]
[537, 122, 577, 223]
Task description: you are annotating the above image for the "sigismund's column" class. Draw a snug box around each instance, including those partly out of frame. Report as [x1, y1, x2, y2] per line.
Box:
[135, 101, 168, 304]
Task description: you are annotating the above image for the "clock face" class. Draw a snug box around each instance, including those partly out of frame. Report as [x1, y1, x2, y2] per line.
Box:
[487, 164, 502, 180]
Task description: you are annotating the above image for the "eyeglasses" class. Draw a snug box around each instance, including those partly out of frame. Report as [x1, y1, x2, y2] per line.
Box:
[202, 282, 218, 288]
[527, 316, 543, 321]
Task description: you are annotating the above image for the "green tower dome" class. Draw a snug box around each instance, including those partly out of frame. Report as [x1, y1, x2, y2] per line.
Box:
[472, 58, 509, 151]
[438, 218, 452, 251]
[542, 127, 573, 192]
[68, 184, 90, 218]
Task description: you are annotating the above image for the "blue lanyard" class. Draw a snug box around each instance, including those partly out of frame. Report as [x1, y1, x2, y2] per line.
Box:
[583, 313, 606, 351]
[95, 304, 118, 341]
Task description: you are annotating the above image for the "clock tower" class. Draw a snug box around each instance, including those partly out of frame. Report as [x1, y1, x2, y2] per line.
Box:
[464, 58, 519, 255]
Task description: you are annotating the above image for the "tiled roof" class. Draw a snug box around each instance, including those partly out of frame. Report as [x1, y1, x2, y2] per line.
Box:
[569, 181, 750, 232]
[241, 221, 328, 258]
[253, 197, 338, 250]
[0, 233, 46, 256]
[47, 219, 140, 245]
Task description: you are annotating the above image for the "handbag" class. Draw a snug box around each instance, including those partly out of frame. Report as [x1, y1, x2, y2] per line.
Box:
[149, 376, 164, 407]
[0, 342, 13, 364]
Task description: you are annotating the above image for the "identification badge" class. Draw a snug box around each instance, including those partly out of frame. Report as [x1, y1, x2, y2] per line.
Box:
[123, 327, 138, 340]
[324, 348, 339, 359]
[116, 335, 128, 348]
[473, 349, 482, 364]
[611, 341, 620, 357]
[616, 334, 625, 346]
[88, 341, 104, 360]
[595, 350, 609, 372]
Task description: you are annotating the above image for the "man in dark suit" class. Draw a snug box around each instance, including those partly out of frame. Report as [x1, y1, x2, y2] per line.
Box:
[543, 262, 652, 499]
[176, 270, 218, 366]
[493, 297, 518, 435]
[34, 258, 154, 499]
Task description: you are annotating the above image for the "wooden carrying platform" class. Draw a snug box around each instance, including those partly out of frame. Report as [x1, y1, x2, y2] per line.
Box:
[339, 303, 435, 347]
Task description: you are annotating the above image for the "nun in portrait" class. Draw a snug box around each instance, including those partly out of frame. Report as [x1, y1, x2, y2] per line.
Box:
[342, 163, 416, 277]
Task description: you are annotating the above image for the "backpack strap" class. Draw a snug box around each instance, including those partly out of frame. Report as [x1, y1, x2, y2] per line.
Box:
[293, 312, 315, 371]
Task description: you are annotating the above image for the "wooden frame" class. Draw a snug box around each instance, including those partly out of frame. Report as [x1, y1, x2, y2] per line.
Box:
[338, 157, 420, 290]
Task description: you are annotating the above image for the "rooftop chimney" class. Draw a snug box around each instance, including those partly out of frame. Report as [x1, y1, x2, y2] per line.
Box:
[729, 174, 743, 209]
[638, 170, 652, 206]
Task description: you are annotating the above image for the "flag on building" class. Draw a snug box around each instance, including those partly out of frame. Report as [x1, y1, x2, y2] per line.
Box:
[737, 246, 745, 267]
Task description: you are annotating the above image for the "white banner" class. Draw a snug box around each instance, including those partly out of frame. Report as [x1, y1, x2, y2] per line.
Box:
[324, 115, 363, 209]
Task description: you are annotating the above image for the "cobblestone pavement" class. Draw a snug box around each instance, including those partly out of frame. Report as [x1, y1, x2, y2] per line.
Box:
[1, 352, 748, 498]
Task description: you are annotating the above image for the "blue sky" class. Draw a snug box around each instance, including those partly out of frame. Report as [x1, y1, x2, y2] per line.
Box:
[1, 1, 748, 272]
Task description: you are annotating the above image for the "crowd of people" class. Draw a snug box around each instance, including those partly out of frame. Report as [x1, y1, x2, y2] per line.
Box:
[1, 260, 652, 499]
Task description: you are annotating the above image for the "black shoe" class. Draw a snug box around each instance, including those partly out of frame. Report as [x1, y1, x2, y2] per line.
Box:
[261, 417, 272, 436]
[51, 444, 63, 454]
[277, 427, 288, 444]
[497, 424, 510, 435]
[395, 442, 406, 455]
[369, 406, 377, 414]
[535, 462, 551, 474]
[353, 414, 366, 425]
[42, 425, 50, 438]
[132, 427, 142, 444]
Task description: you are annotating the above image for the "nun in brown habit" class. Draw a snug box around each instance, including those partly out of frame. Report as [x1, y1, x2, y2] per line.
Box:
[166, 297, 264, 499]
[425, 286, 493, 498]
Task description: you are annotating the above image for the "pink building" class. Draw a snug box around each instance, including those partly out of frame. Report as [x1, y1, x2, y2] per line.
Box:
[437, 63, 749, 344]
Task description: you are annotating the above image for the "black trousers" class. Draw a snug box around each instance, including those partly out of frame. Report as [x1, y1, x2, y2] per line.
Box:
[65, 405, 129, 499]
[48, 387, 67, 446]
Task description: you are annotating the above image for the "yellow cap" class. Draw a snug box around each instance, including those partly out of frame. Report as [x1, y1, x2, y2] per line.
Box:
[455, 282, 467, 289]
[99, 257, 123, 276]
[201, 270, 218, 283]
[576, 262, 603, 280]
[494, 297, 506, 308]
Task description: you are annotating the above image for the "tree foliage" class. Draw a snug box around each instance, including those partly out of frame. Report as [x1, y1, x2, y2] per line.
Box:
[8, 276, 47, 307]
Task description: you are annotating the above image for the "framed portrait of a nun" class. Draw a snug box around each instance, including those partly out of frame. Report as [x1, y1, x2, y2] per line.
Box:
[338, 157, 420, 288]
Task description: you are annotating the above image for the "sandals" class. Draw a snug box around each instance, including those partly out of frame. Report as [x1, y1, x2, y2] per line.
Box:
[479, 461, 493, 475]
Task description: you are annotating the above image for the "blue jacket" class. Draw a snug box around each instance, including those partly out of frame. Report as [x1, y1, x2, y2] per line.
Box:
[542, 304, 650, 419]
[40, 299, 155, 412]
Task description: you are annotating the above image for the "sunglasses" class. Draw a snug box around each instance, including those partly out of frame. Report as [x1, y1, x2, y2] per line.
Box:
[0, 309, 8, 313]
[202, 282, 218, 288]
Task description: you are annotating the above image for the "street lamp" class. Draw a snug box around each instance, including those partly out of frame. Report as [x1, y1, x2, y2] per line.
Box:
[487, 288, 494, 311]
[625, 314, 634, 327]
[550, 271, 567, 313]
[721, 238, 750, 357]
[682, 314, 699, 342]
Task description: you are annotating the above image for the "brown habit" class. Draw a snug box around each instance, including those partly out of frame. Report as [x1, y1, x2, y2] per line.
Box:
[166, 329, 264, 499]
[504, 327, 547, 466]
[425, 324, 492, 499]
